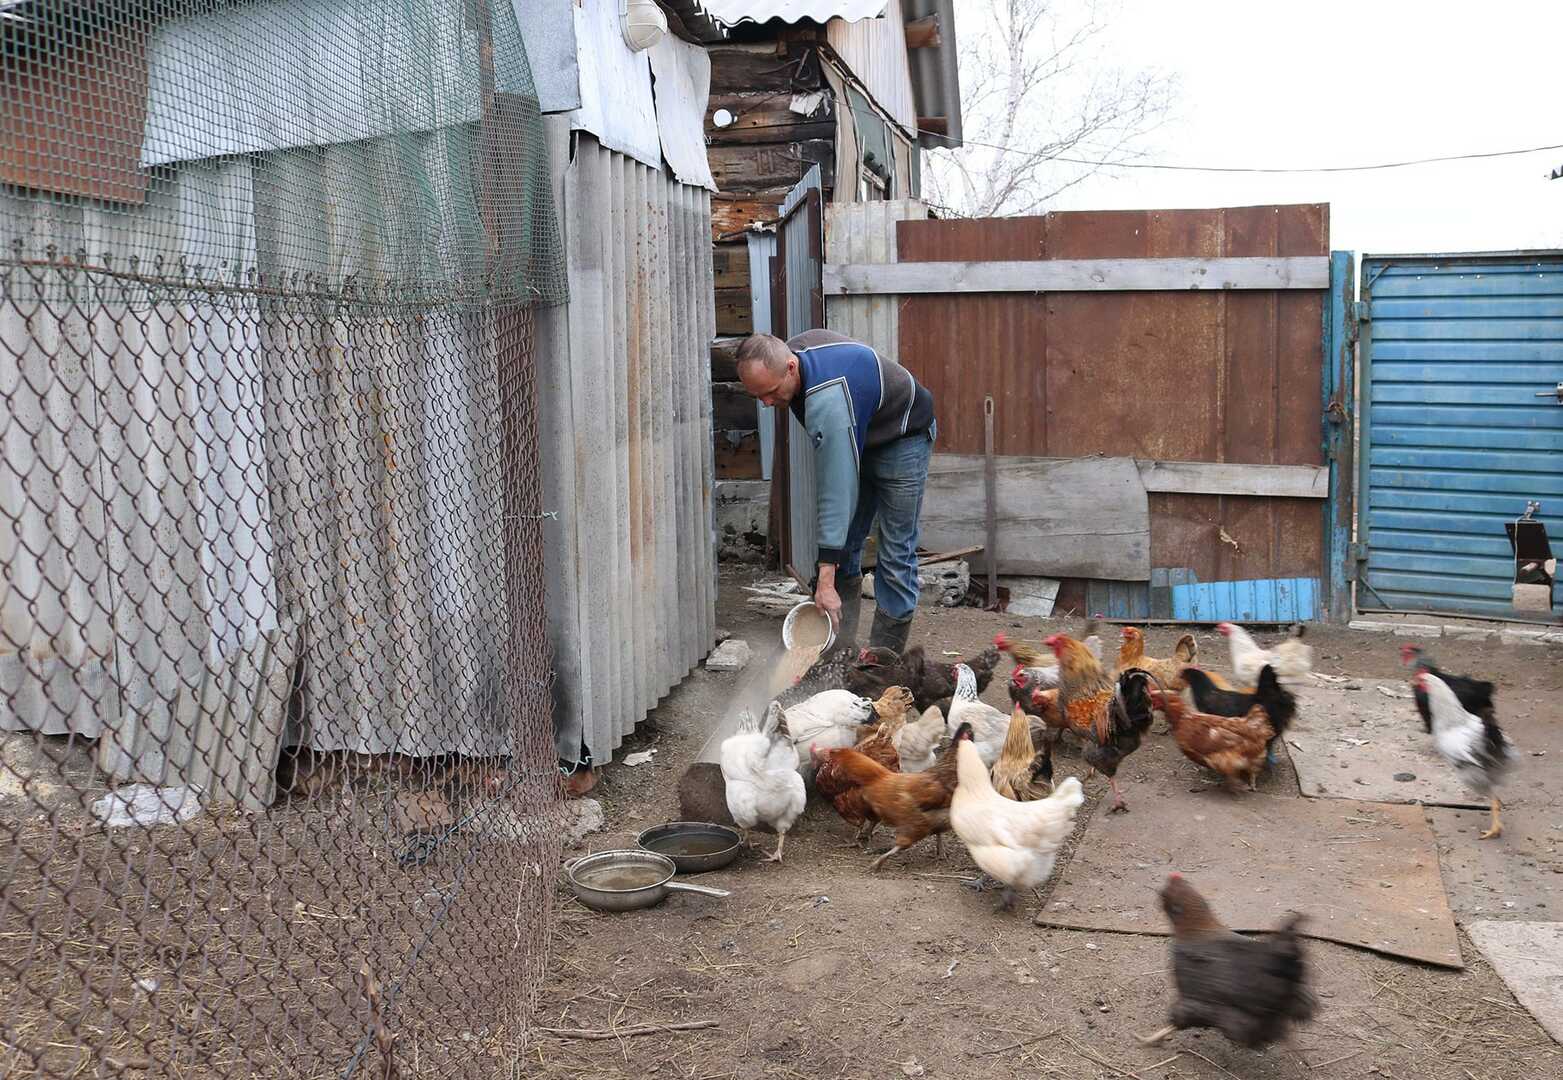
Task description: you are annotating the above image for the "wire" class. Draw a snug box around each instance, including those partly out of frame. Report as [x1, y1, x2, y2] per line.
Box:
[921, 130, 1563, 175]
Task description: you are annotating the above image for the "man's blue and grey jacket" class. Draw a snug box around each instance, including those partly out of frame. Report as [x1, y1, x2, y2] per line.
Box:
[785, 329, 935, 567]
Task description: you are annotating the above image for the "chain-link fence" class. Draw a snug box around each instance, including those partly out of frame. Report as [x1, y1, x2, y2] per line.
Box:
[2, 1, 569, 1075]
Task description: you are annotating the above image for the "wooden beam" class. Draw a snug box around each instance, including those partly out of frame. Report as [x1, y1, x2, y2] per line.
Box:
[822, 256, 1332, 295]
[904, 13, 941, 48]
[1136, 460, 1328, 499]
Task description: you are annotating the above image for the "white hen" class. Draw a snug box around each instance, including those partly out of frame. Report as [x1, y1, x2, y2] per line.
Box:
[1218, 622, 1313, 685]
[1419, 672, 1516, 840]
[781, 689, 876, 762]
[950, 727, 1086, 911]
[893, 704, 946, 773]
[946, 663, 1010, 766]
[721, 702, 807, 862]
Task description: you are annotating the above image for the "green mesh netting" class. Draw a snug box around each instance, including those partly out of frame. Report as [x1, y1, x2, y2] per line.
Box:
[1, 0, 566, 307]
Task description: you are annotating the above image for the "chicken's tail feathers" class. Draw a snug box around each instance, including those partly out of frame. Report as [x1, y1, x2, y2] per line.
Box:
[1050, 775, 1085, 808]
[762, 701, 786, 737]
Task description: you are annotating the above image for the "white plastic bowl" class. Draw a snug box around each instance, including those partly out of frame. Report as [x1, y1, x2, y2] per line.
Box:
[781, 600, 836, 653]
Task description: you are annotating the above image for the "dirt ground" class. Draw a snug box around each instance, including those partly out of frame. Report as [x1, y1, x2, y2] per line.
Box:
[526, 565, 1563, 1080]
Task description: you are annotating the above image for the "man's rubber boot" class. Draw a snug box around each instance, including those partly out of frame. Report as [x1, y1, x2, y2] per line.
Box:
[832, 574, 864, 655]
[867, 608, 914, 655]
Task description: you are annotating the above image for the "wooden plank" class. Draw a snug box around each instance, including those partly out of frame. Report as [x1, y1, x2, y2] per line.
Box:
[823, 256, 1332, 296]
[1136, 460, 1328, 498]
[904, 13, 941, 48]
[918, 454, 1150, 580]
[712, 381, 760, 431]
[707, 140, 833, 193]
[711, 194, 784, 238]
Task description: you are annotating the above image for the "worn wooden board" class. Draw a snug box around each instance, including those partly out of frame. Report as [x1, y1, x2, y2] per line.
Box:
[1286, 681, 1483, 808]
[1037, 786, 1464, 968]
[1136, 459, 1327, 499]
[1466, 922, 1563, 1044]
[918, 454, 1150, 580]
[824, 256, 1331, 296]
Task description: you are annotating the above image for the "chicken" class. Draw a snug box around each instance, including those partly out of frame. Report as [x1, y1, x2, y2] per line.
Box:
[1154, 689, 1274, 792]
[995, 617, 1104, 687]
[1218, 622, 1313, 685]
[1400, 644, 1497, 735]
[720, 702, 806, 862]
[949, 722, 1085, 912]
[892, 704, 946, 773]
[849, 644, 1002, 714]
[1046, 633, 1159, 812]
[870, 684, 915, 724]
[812, 706, 905, 843]
[1182, 664, 1297, 764]
[773, 642, 851, 708]
[1116, 627, 1197, 691]
[1415, 672, 1516, 839]
[1140, 873, 1316, 1049]
[989, 704, 1054, 801]
[780, 689, 876, 762]
[815, 737, 962, 871]
[945, 662, 1011, 766]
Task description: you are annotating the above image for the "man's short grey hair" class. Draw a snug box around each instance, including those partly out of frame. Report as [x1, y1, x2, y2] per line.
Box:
[735, 333, 791, 374]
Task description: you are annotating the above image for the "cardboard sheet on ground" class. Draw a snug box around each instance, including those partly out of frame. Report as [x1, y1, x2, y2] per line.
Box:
[1036, 786, 1463, 968]
[1466, 921, 1563, 1045]
[1286, 681, 1481, 807]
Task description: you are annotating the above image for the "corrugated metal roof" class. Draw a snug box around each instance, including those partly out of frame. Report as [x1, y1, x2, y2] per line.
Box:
[696, 1, 888, 28]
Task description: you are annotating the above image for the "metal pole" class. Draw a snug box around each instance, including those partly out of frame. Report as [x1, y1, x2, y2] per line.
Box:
[983, 395, 997, 610]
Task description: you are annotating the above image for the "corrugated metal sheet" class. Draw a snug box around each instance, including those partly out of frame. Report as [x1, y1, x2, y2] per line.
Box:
[649, 33, 718, 191]
[568, 0, 662, 169]
[778, 167, 824, 579]
[1358, 253, 1563, 620]
[826, 0, 916, 133]
[538, 127, 717, 764]
[746, 228, 779, 479]
[698, 0, 888, 26]
[895, 205, 1330, 587]
[824, 198, 925, 361]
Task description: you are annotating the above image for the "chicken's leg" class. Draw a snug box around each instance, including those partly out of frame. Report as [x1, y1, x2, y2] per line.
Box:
[868, 843, 905, 873]
[1481, 796, 1503, 840]
[765, 831, 788, 863]
[1107, 775, 1128, 813]
[1136, 1025, 1176, 1046]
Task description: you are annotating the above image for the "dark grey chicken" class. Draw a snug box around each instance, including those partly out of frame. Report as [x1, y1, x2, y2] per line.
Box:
[1140, 873, 1317, 1050]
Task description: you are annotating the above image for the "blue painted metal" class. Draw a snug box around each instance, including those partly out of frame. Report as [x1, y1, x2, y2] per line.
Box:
[1086, 580, 1150, 620]
[1322, 250, 1355, 622]
[1170, 577, 1320, 623]
[1357, 252, 1563, 620]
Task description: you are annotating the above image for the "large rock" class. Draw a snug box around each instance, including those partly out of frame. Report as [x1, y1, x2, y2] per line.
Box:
[706, 639, 753, 672]
[678, 763, 734, 826]
[863, 560, 971, 608]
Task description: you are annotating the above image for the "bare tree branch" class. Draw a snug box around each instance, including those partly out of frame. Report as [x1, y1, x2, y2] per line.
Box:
[924, 0, 1178, 219]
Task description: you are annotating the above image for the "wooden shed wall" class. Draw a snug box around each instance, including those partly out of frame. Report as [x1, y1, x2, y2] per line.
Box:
[895, 204, 1329, 586]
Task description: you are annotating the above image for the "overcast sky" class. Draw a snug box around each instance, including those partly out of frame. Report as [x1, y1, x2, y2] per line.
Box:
[1032, 0, 1563, 256]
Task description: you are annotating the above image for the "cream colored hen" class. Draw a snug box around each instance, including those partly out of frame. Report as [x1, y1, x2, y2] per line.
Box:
[950, 722, 1085, 912]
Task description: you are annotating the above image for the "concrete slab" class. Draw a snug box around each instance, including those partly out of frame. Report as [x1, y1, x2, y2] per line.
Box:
[1036, 788, 1463, 968]
[1287, 681, 1481, 808]
[1466, 921, 1563, 1045]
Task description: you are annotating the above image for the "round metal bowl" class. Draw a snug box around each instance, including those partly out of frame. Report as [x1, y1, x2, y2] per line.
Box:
[782, 600, 835, 653]
[636, 821, 742, 874]
[563, 849, 730, 913]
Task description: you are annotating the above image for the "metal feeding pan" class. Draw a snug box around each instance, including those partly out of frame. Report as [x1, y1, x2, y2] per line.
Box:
[636, 821, 741, 873]
[563, 850, 730, 913]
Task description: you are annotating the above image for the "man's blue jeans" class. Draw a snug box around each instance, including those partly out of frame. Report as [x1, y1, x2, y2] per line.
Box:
[836, 422, 936, 622]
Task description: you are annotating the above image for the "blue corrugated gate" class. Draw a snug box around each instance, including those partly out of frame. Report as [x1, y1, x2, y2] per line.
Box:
[1357, 252, 1563, 620]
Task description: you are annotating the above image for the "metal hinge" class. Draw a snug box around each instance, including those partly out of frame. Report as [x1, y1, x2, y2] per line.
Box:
[1352, 300, 1370, 323]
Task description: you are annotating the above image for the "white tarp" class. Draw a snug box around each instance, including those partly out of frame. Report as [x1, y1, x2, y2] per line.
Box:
[649, 34, 718, 191]
[566, 0, 662, 170]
